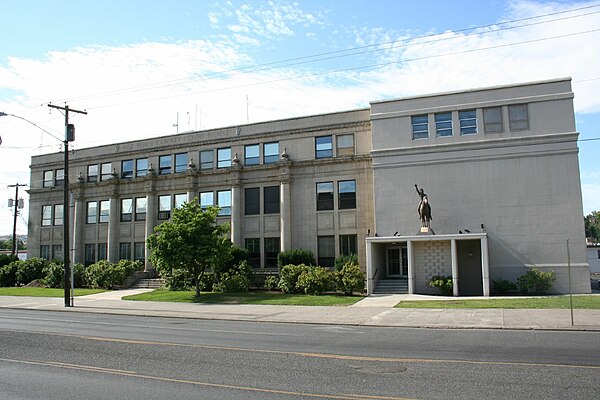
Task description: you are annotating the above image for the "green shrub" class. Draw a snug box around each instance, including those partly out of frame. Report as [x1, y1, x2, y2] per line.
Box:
[42, 262, 88, 288]
[277, 249, 315, 268]
[163, 268, 194, 291]
[278, 264, 311, 294]
[0, 261, 19, 287]
[429, 275, 453, 296]
[13, 258, 48, 286]
[85, 260, 141, 289]
[0, 254, 18, 268]
[491, 279, 517, 295]
[517, 268, 556, 294]
[264, 275, 279, 291]
[296, 266, 335, 295]
[212, 272, 250, 293]
[334, 254, 358, 271]
[336, 262, 364, 295]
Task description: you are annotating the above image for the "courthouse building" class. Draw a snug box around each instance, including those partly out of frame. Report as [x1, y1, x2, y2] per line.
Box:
[27, 78, 591, 295]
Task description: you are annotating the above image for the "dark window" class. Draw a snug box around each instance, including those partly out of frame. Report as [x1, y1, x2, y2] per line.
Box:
[135, 197, 147, 221]
[263, 186, 280, 214]
[100, 163, 112, 181]
[97, 243, 107, 261]
[52, 245, 62, 261]
[338, 180, 356, 209]
[263, 142, 279, 164]
[459, 110, 477, 135]
[99, 200, 110, 223]
[245, 144, 259, 166]
[317, 182, 334, 211]
[336, 134, 354, 156]
[43, 170, 54, 188]
[121, 198, 132, 222]
[53, 204, 63, 226]
[483, 107, 503, 133]
[339, 235, 357, 256]
[85, 244, 96, 266]
[217, 148, 231, 168]
[264, 238, 280, 269]
[159, 155, 171, 175]
[40, 245, 50, 260]
[200, 150, 213, 170]
[86, 202, 97, 224]
[136, 158, 148, 177]
[175, 153, 188, 173]
[508, 104, 529, 131]
[245, 187, 260, 215]
[200, 192, 213, 210]
[87, 165, 98, 182]
[315, 135, 333, 158]
[121, 160, 133, 179]
[134, 242, 145, 262]
[55, 169, 65, 186]
[412, 115, 429, 139]
[119, 243, 131, 260]
[42, 205, 52, 226]
[318, 236, 335, 268]
[435, 112, 452, 137]
[217, 190, 232, 216]
[245, 238, 260, 268]
[158, 195, 171, 220]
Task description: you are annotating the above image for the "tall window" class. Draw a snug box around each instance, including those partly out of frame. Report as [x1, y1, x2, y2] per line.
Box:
[174, 193, 187, 209]
[483, 107, 503, 133]
[315, 135, 333, 158]
[336, 134, 354, 156]
[53, 204, 63, 226]
[435, 112, 452, 137]
[87, 165, 98, 182]
[200, 150, 213, 170]
[42, 205, 52, 226]
[55, 169, 65, 186]
[175, 153, 188, 173]
[412, 115, 429, 139]
[339, 234, 357, 256]
[508, 104, 529, 131]
[159, 155, 172, 175]
[217, 148, 231, 168]
[318, 236, 335, 268]
[338, 180, 356, 209]
[97, 243, 108, 261]
[119, 243, 131, 260]
[40, 245, 50, 260]
[158, 195, 171, 220]
[136, 158, 148, 177]
[121, 198, 133, 222]
[86, 202, 97, 224]
[245, 188, 260, 215]
[101, 163, 112, 181]
[263, 186, 280, 214]
[43, 170, 54, 188]
[245, 144, 260, 166]
[459, 110, 477, 135]
[52, 245, 62, 261]
[135, 197, 147, 221]
[263, 142, 279, 164]
[217, 190, 232, 216]
[316, 182, 334, 211]
[85, 244, 96, 266]
[99, 200, 110, 223]
[134, 242, 145, 262]
[121, 160, 133, 179]
[264, 237, 280, 269]
[200, 191, 214, 210]
[245, 238, 260, 268]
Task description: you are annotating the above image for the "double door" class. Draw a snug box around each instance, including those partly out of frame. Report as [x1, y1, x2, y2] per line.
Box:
[387, 247, 408, 277]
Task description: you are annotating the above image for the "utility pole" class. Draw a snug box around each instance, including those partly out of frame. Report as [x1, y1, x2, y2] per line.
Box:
[7, 183, 27, 257]
[47, 104, 87, 307]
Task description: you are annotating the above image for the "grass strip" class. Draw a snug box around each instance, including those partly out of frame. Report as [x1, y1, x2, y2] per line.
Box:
[395, 295, 600, 309]
[0, 287, 108, 297]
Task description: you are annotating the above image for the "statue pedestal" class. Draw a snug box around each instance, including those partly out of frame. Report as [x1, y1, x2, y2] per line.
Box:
[418, 227, 435, 235]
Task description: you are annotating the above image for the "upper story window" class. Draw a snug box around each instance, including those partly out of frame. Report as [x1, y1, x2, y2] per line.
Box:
[158, 195, 171, 220]
[263, 186, 280, 214]
[200, 150, 213, 170]
[175, 153, 188, 173]
[174, 193, 187, 209]
[435, 112, 452, 137]
[245, 144, 260, 166]
[53, 204, 63, 226]
[200, 191, 214, 210]
[99, 200, 110, 223]
[459, 110, 477, 135]
[244, 187, 260, 215]
[217, 148, 231, 168]
[55, 169, 65, 186]
[136, 158, 148, 177]
[121, 160, 133, 179]
[316, 182, 334, 211]
[159, 155, 171, 175]
[135, 197, 147, 221]
[86, 202, 97, 224]
[336, 134, 354, 156]
[483, 107, 503, 133]
[315, 135, 333, 159]
[263, 142, 279, 164]
[121, 198, 133, 222]
[338, 180, 356, 209]
[42, 205, 52, 226]
[100, 162, 112, 181]
[43, 170, 54, 188]
[87, 165, 98, 182]
[411, 115, 429, 139]
[508, 104, 529, 131]
[217, 190, 232, 216]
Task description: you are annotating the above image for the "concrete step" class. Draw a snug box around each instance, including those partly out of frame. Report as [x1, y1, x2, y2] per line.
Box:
[130, 278, 164, 289]
[373, 279, 408, 294]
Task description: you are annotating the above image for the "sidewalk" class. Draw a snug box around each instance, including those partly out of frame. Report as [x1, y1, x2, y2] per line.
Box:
[1, 290, 599, 331]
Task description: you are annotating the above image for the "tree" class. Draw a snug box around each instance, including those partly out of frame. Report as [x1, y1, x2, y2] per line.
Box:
[0, 238, 25, 251]
[585, 211, 600, 242]
[147, 202, 231, 297]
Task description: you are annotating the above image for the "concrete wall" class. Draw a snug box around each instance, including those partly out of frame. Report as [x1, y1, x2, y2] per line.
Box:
[589, 246, 600, 273]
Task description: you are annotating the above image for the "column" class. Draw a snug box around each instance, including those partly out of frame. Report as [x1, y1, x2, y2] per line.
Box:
[144, 172, 157, 272]
[481, 236, 490, 297]
[72, 176, 85, 265]
[279, 159, 292, 252]
[451, 239, 459, 297]
[186, 163, 197, 203]
[229, 165, 242, 247]
[107, 188, 119, 263]
[407, 240, 415, 294]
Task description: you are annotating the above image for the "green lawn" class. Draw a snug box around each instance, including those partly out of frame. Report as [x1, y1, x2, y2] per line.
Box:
[395, 295, 600, 309]
[0, 287, 108, 297]
[124, 289, 363, 306]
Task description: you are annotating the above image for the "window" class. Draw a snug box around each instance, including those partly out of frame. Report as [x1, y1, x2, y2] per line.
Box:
[86, 202, 97, 224]
[136, 158, 148, 177]
[217, 190, 232, 216]
[245, 144, 260, 166]
[158, 195, 171, 220]
[318, 236, 335, 268]
[459, 110, 477, 135]
[55, 169, 65, 186]
[119, 243, 131, 260]
[412, 115, 429, 139]
[263, 186, 280, 214]
[264, 237, 280, 269]
[316, 182, 334, 211]
[200, 150, 213, 170]
[200, 192, 214, 210]
[135, 197, 147, 221]
[97, 243, 107, 261]
[315, 135, 333, 158]
[121, 198, 133, 222]
[43, 170, 54, 187]
[336, 134, 354, 156]
[159, 155, 171, 175]
[53, 204, 63, 226]
[99, 200, 109, 223]
[245, 238, 260, 268]
[85, 244, 96, 266]
[245, 188, 260, 215]
[42, 205, 52, 226]
[175, 153, 188, 173]
[598, 250, 600, 259]
[263, 142, 279, 164]
[121, 160, 133, 179]
[134, 242, 145, 262]
[101, 163, 112, 181]
[217, 148, 231, 168]
[174, 193, 187, 209]
[508, 104, 529, 131]
[338, 180, 356, 209]
[435, 112, 452, 137]
[339, 234, 357, 256]
[52, 245, 62, 261]
[87, 165, 98, 182]
[483, 107, 503, 133]
[40, 245, 50, 260]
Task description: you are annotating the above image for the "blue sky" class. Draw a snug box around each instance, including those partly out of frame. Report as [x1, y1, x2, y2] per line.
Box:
[0, 0, 599, 236]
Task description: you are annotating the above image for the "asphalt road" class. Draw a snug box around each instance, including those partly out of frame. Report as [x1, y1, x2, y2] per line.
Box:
[0, 309, 598, 400]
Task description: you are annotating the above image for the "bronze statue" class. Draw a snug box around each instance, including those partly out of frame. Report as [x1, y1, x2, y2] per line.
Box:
[415, 184, 432, 228]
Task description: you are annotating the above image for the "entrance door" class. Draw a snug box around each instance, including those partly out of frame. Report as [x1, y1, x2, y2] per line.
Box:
[387, 248, 408, 278]
[457, 239, 483, 296]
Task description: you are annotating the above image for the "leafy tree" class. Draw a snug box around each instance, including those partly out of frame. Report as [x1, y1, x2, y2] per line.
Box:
[147, 202, 231, 297]
[0, 239, 25, 251]
[585, 211, 600, 241]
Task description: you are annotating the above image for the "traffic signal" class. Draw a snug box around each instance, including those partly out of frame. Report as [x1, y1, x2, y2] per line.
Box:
[66, 124, 75, 142]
